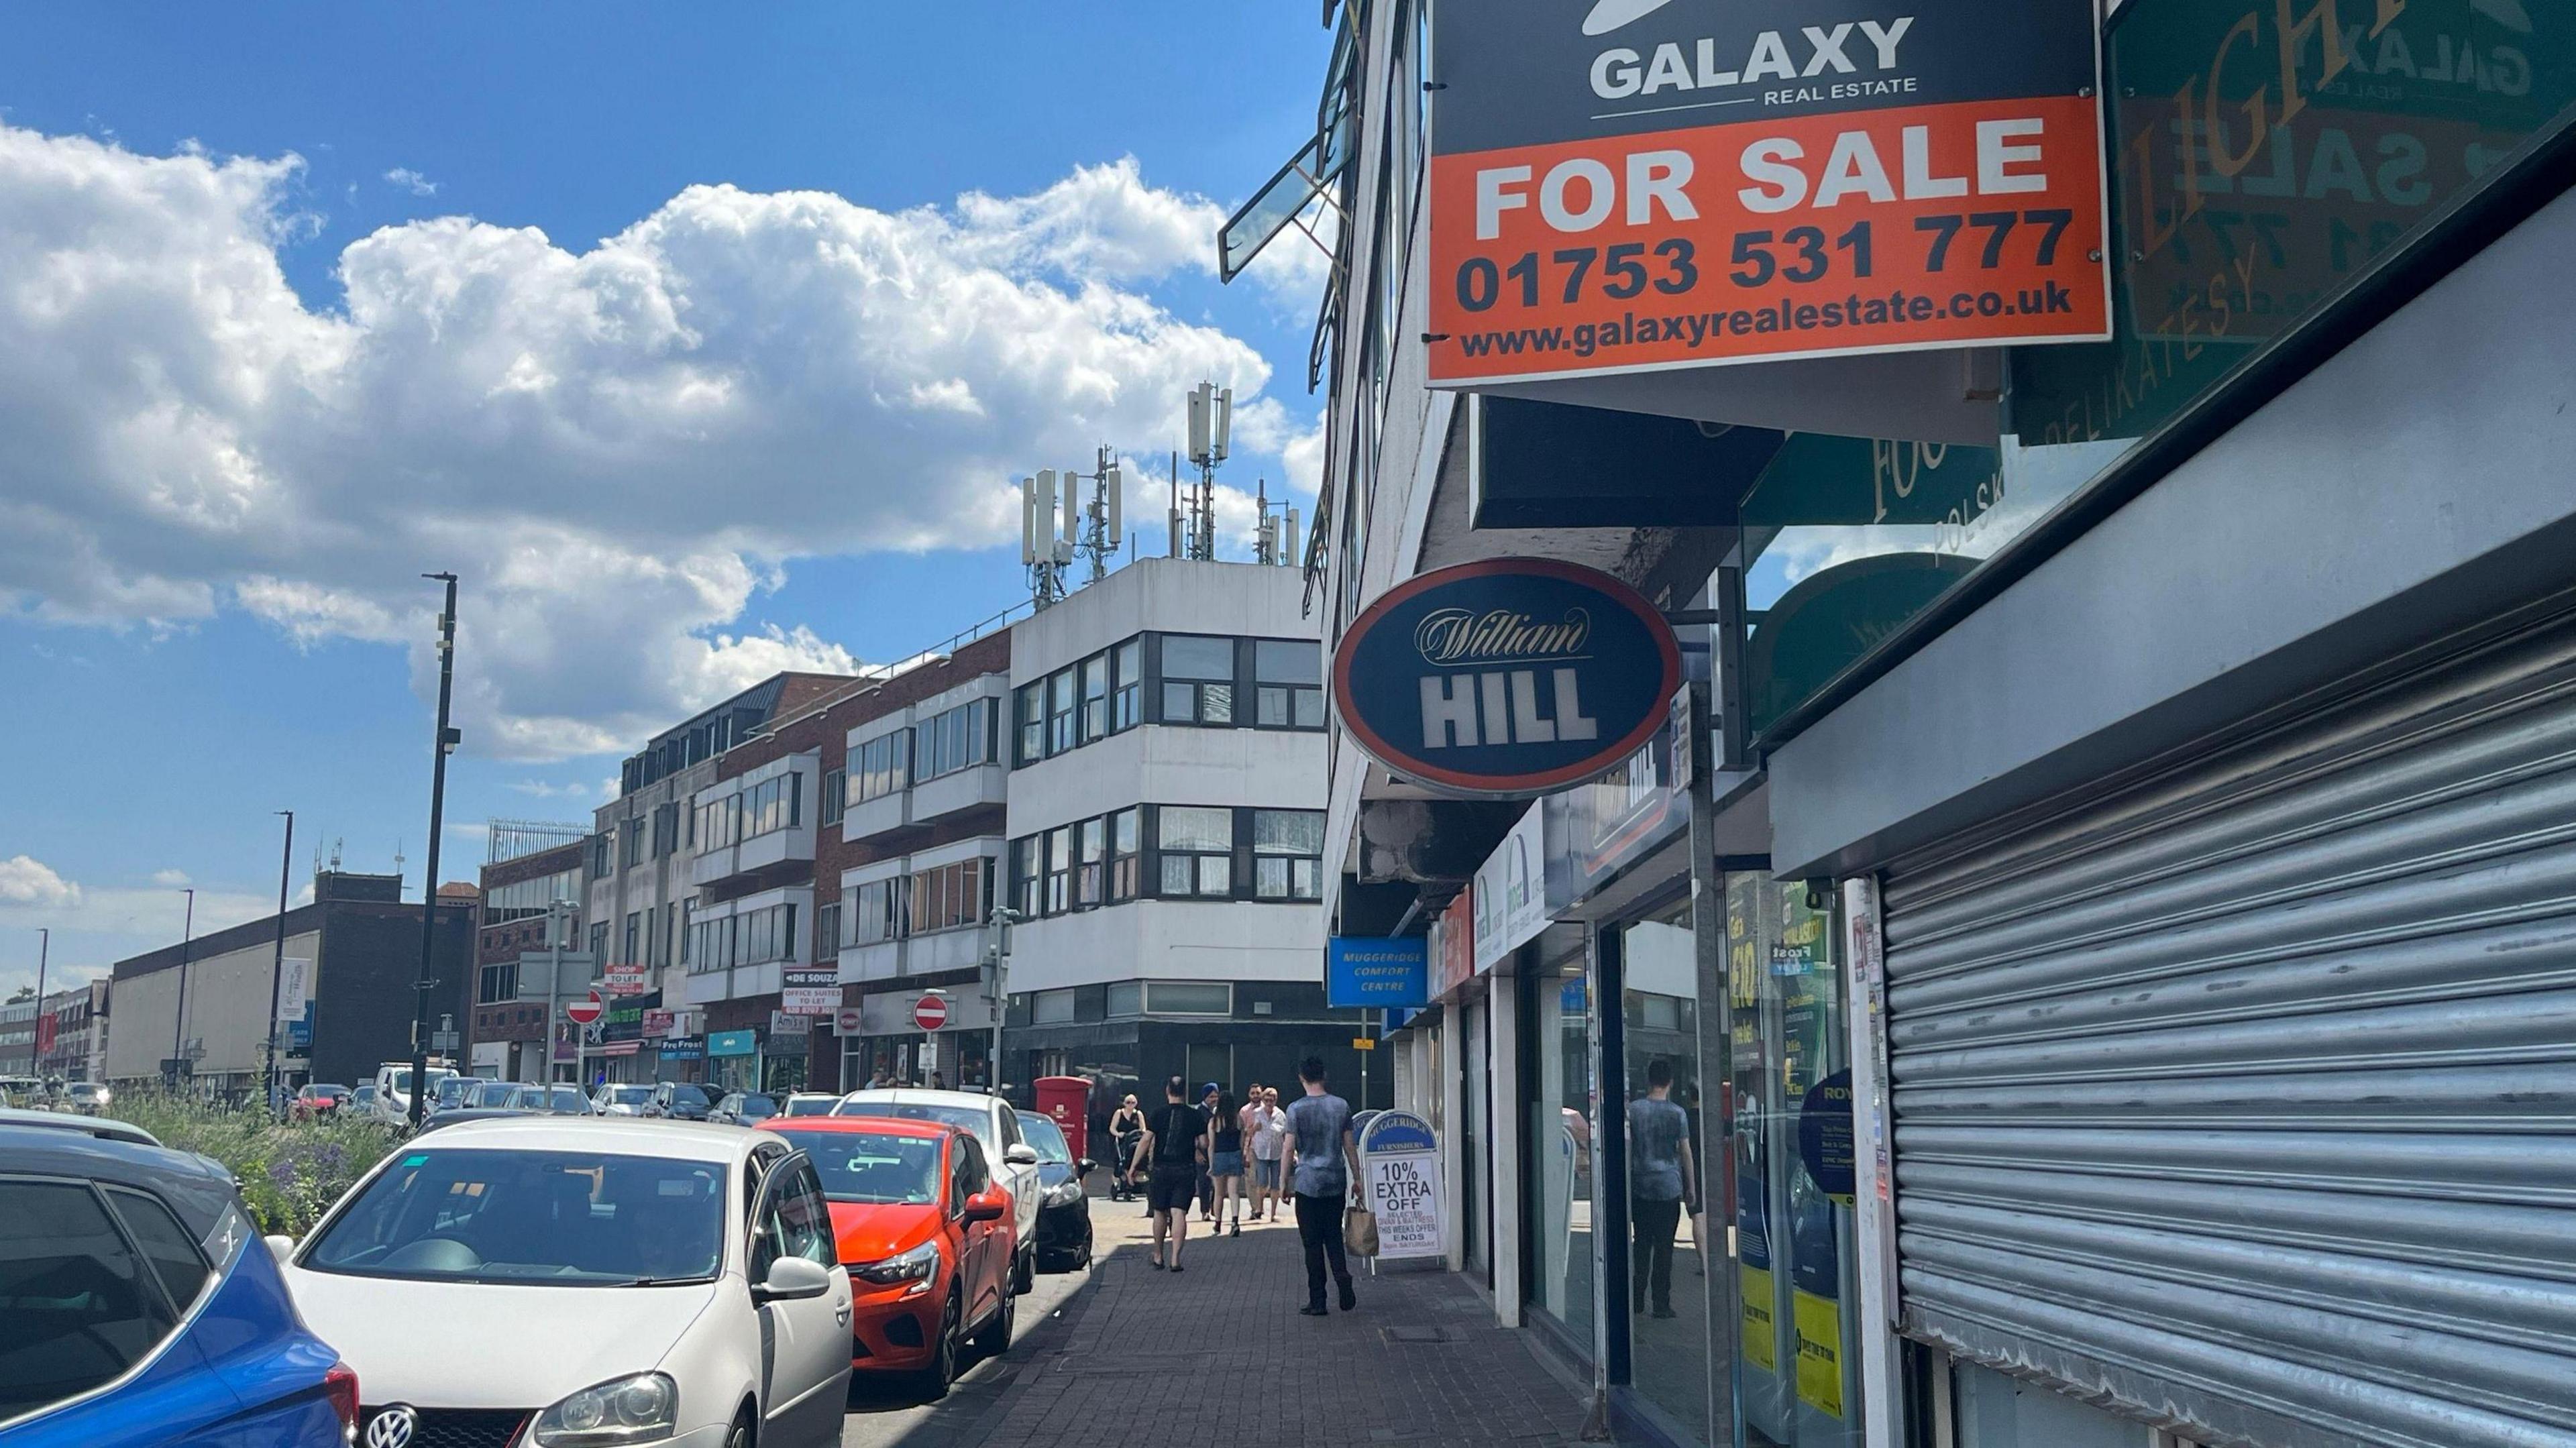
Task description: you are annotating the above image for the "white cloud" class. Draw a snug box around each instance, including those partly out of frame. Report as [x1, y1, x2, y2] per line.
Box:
[508, 779, 591, 799]
[0, 126, 1312, 760]
[0, 856, 81, 908]
[149, 868, 191, 887]
[384, 166, 438, 197]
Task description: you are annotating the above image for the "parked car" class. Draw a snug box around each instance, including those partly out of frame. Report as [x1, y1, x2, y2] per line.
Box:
[645, 1080, 714, 1121]
[289, 1084, 350, 1122]
[710, 1091, 780, 1126]
[592, 1083, 655, 1117]
[465, 1078, 527, 1109]
[347, 1084, 379, 1118]
[758, 1115, 1014, 1397]
[282, 1117, 853, 1448]
[834, 1089, 1042, 1292]
[64, 1082, 113, 1115]
[0, 1107, 162, 1148]
[1015, 1111, 1095, 1272]
[430, 1076, 477, 1112]
[777, 1092, 841, 1117]
[0, 1074, 47, 1107]
[369, 1062, 456, 1123]
[0, 1123, 359, 1447]
[509, 1083, 594, 1115]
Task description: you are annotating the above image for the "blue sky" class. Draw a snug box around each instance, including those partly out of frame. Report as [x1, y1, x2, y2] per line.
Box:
[0, 3, 1339, 991]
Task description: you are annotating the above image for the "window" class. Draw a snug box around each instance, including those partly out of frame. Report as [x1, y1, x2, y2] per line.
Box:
[0, 1180, 175, 1418]
[1109, 807, 1141, 902]
[621, 816, 644, 867]
[1081, 655, 1109, 741]
[816, 900, 841, 954]
[820, 767, 846, 828]
[679, 901, 692, 965]
[105, 1188, 213, 1314]
[1105, 981, 1143, 1017]
[623, 912, 641, 966]
[1145, 981, 1233, 1015]
[855, 732, 908, 802]
[912, 858, 988, 934]
[1032, 989, 1077, 1025]
[915, 699, 996, 781]
[1045, 828, 1071, 914]
[1158, 806, 1234, 897]
[1047, 669, 1077, 754]
[853, 877, 909, 945]
[590, 832, 612, 879]
[735, 775, 800, 839]
[1076, 818, 1105, 907]
[1255, 640, 1326, 729]
[478, 961, 519, 1005]
[1012, 837, 1040, 918]
[694, 795, 739, 852]
[1254, 809, 1326, 899]
[1016, 682, 1046, 764]
[1113, 639, 1142, 731]
[1161, 636, 1236, 724]
[589, 922, 609, 961]
[483, 868, 582, 923]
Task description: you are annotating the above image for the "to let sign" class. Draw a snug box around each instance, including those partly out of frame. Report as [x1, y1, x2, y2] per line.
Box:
[1428, 0, 2108, 384]
[1333, 558, 1680, 796]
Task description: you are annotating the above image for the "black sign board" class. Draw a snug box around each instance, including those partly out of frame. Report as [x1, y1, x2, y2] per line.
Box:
[1333, 558, 1682, 797]
[1471, 396, 1785, 528]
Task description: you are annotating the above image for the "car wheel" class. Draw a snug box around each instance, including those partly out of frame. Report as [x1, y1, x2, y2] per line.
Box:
[973, 1275, 1015, 1358]
[915, 1289, 960, 1400]
[1012, 1244, 1034, 1294]
[724, 1408, 754, 1448]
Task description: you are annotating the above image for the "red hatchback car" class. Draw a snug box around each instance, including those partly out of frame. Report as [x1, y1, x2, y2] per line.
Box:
[759, 1115, 1016, 1396]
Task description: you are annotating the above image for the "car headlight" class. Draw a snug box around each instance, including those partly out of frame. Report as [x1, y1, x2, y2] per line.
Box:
[851, 1240, 941, 1292]
[531, 1372, 678, 1447]
[1043, 1178, 1085, 1209]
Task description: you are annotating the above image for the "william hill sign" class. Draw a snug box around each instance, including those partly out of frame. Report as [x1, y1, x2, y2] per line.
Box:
[1333, 558, 1682, 796]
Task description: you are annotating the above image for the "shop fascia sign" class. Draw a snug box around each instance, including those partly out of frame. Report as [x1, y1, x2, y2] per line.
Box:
[1427, 0, 2109, 385]
[1332, 558, 1683, 797]
[1472, 803, 1550, 974]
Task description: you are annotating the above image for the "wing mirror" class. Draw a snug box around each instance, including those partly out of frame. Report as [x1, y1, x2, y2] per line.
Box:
[264, 1235, 297, 1264]
[963, 1187, 1009, 1223]
[1004, 1144, 1038, 1166]
[1077, 1158, 1097, 1176]
[753, 1256, 834, 1303]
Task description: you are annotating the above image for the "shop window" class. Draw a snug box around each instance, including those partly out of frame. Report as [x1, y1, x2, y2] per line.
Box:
[1105, 981, 1143, 1017]
[1144, 981, 1232, 1015]
[1157, 806, 1234, 897]
[1161, 635, 1236, 725]
[1032, 989, 1077, 1025]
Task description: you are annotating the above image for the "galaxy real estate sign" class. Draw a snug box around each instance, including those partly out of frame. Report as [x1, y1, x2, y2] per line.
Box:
[1428, 1, 2110, 384]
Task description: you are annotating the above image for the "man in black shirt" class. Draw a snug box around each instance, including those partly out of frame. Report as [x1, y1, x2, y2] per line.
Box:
[1139, 1075, 1206, 1271]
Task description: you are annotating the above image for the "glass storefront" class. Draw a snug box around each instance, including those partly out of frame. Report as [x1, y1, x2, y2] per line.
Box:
[1619, 899, 1709, 1441]
[1726, 872, 1858, 1448]
[840, 1032, 989, 1092]
[1526, 946, 1595, 1356]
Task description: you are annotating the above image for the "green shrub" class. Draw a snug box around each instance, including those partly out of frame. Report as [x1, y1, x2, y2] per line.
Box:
[108, 1093, 406, 1236]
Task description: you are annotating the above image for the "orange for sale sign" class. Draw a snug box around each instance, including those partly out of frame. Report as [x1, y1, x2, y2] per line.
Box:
[1428, 2, 2110, 386]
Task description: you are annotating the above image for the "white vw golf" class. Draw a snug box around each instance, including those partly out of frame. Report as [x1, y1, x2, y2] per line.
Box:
[282, 1117, 853, 1448]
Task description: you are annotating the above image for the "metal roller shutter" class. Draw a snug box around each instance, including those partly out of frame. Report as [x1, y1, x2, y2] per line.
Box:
[1878, 604, 2576, 1448]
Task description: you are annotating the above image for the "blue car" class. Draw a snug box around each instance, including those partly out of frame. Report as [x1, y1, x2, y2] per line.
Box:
[0, 1125, 358, 1447]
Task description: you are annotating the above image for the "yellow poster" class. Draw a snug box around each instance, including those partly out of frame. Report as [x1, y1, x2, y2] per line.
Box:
[1739, 1262, 1777, 1372]
[1794, 1288, 1844, 1418]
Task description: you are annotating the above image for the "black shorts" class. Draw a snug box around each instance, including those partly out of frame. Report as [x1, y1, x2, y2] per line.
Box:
[1147, 1163, 1198, 1213]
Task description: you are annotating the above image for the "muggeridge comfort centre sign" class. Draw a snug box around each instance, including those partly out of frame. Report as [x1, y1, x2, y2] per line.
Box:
[1428, 0, 2110, 385]
[1332, 558, 1682, 796]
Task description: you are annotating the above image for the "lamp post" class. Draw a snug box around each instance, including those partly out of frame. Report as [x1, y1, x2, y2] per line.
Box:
[543, 897, 575, 1084]
[30, 928, 47, 1082]
[263, 810, 294, 1118]
[410, 572, 461, 1129]
[170, 888, 195, 1091]
[982, 905, 1021, 1098]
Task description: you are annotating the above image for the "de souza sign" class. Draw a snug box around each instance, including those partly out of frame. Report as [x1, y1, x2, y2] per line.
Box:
[1427, 0, 2108, 385]
[1333, 558, 1680, 796]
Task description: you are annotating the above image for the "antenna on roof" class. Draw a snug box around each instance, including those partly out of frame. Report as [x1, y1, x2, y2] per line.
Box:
[1021, 447, 1127, 606]
[1182, 382, 1228, 561]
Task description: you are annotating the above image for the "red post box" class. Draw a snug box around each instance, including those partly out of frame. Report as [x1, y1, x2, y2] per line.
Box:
[1034, 1075, 1091, 1164]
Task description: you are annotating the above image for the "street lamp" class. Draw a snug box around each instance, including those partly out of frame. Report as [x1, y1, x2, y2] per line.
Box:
[543, 897, 577, 1084]
[169, 887, 195, 1091]
[410, 571, 461, 1129]
[981, 905, 1022, 1098]
[31, 927, 47, 1082]
[263, 810, 294, 1118]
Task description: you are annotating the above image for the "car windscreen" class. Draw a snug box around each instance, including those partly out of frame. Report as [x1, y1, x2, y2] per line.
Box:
[303, 1150, 727, 1286]
[1016, 1113, 1073, 1164]
[470, 1080, 521, 1107]
[386, 1070, 412, 1093]
[604, 1087, 652, 1105]
[769, 1129, 942, 1206]
[835, 1101, 995, 1156]
[435, 1079, 473, 1105]
[735, 1095, 778, 1119]
[548, 1088, 587, 1113]
[782, 1096, 835, 1116]
[669, 1085, 710, 1109]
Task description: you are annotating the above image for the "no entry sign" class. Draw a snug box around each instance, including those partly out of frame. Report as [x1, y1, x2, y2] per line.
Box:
[563, 991, 603, 1027]
[912, 993, 950, 1032]
[1428, 0, 2108, 384]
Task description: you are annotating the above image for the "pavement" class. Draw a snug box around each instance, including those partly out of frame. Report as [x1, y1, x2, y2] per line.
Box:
[843, 1186, 1592, 1448]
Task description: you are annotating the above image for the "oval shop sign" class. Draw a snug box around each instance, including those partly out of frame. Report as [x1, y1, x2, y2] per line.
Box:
[1332, 557, 1680, 796]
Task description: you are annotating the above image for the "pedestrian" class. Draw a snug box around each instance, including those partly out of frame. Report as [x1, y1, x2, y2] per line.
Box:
[1206, 1089, 1247, 1235]
[867, 1064, 891, 1089]
[1195, 1081, 1222, 1221]
[1246, 1084, 1287, 1222]
[1108, 1093, 1148, 1203]
[1140, 1076, 1205, 1272]
[1627, 1057, 1696, 1319]
[1281, 1056, 1358, 1315]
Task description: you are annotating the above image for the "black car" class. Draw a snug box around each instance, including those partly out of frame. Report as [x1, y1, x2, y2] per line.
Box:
[1015, 1110, 1093, 1272]
[643, 1080, 712, 1120]
[707, 1091, 779, 1126]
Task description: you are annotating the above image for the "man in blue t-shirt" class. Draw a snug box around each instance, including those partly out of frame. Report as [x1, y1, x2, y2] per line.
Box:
[1281, 1056, 1360, 1315]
